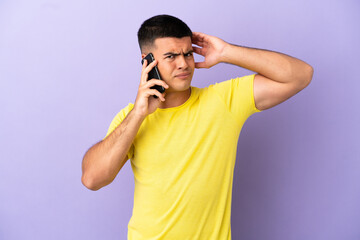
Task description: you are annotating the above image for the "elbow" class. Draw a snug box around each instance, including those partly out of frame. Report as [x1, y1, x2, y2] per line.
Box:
[304, 64, 314, 86]
[81, 169, 114, 191]
[298, 64, 314, 90]
[81, 173, 103, 191]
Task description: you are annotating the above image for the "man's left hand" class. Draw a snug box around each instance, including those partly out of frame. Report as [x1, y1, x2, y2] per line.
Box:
[191, 32, 228, 69]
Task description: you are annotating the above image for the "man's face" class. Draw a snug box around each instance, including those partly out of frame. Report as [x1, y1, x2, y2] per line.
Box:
[143, 36, 195, 93]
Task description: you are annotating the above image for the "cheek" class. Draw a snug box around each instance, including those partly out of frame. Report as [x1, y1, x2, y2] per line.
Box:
[158, 64, 174, 80]
[159, 62, 175, 74]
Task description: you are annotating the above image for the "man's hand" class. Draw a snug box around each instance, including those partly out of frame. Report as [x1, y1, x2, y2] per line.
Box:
[133, 59, 169, 117]
[191, 32, 229, 69]
[82, 59, 169, 190]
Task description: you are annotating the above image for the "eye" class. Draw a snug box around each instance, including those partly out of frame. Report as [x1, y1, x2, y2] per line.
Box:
[166, 55, 175, 59]
[184, 52, 193, 57]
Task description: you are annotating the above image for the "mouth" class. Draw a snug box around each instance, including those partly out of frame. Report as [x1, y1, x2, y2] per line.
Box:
[175, 72, 191, 79]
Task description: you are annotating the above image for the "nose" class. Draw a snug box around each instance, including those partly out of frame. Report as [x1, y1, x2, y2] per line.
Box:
[176, 55, 188, 70]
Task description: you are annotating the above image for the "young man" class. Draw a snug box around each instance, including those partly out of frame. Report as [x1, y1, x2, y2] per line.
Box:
[82, 15, 313, 239]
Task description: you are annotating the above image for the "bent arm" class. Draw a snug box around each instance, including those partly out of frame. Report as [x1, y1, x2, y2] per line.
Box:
[221, 44, 313, 85]
[81, 57, 168, 191]
[81, 109, 145, 191]
[192, 32, 314, 110]
[221, 44, 314, 110]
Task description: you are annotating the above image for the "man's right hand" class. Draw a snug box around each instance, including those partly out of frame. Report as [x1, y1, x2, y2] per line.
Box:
[133, 59, 168, 117]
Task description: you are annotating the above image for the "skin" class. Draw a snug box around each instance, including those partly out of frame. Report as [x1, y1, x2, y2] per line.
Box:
[191, 32, 314, 111]
[136, 36, 195, 114]
[81, 32, 314, 190]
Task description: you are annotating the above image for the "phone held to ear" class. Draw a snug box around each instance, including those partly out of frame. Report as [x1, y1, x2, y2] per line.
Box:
[141, 53, 165, 98]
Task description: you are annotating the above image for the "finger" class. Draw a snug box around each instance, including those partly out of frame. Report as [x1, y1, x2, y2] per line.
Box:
[145, 59, 158, 71]
[191, 32, 205, 46]
[192, 38, 204, 47]
[192, 46, 205, 56]
[140, 59, 148, 84]
[192, 32, 204, 42]
[194, 32, 211, 40]
[141, 70, 148, 84]
[140, 60, 158, 84]
[146, 79, 169, 89]
[142, 58, 147, 68]
[195, 61, 207, 69]
[143, 60, 158, 75]
[148, 89, 166, 101]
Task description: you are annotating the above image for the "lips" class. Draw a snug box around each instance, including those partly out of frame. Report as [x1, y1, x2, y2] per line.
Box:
[175, 72, 191, 79]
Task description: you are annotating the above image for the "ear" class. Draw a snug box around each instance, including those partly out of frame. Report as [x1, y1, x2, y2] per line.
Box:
[141, 53, 146, 59]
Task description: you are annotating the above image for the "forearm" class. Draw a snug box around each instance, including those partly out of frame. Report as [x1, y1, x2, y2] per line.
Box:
[220, 44, 313, 83]
[81, 109, 145, 190]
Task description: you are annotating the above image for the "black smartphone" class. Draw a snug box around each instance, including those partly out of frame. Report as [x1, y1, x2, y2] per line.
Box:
[141, 53, 165, 98]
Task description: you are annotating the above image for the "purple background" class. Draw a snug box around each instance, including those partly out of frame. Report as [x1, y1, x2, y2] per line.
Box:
[1, 0, 359, 239]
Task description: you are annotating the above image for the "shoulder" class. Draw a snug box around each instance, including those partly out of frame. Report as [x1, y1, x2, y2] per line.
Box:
[201, 74, 256, 99]
[207, 74, 255, 90]
[103, 103, 134, 139]
[113, 103, 134, 120]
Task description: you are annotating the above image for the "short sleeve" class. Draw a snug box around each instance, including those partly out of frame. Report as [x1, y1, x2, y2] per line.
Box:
[212, 74, 261, 122]
[103, 103, 135, 159]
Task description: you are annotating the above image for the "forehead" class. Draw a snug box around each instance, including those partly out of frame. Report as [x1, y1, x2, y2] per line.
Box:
[153, 37, 192, 53]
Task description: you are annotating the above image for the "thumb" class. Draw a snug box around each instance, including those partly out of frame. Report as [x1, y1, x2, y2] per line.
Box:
[195, 61, 207, 69]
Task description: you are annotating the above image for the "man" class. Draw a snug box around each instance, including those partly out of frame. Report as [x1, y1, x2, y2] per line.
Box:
[81, 15, 313, 239]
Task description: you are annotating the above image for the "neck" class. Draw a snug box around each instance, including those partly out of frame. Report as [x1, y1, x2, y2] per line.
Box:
[158, 87, 191, 109]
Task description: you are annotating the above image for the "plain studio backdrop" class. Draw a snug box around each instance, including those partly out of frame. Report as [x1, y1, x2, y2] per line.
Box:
[0, 0, 359, 239]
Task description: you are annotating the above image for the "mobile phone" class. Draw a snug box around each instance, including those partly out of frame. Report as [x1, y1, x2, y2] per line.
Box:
[141, 53, 165, 98]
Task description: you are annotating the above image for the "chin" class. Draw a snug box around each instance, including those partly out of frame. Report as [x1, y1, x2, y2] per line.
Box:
[169, 82, 191, 92]
[164, 75, 192, 92]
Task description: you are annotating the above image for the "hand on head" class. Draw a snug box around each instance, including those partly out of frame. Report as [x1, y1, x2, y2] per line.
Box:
[191, 32, 228, 69]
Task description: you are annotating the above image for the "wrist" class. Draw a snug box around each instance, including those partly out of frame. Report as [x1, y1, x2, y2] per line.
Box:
[220, 43, 239, 64]
[130, 106, 147, 121]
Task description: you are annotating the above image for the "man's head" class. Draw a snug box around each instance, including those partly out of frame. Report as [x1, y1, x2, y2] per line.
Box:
[137, 14, 192, 53]
[138, 15, 195, 93]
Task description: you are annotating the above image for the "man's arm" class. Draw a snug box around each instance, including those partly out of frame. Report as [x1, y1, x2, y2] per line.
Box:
[81, 109, 145, 191]
[81, 59, 168, 191]
[192, 32, 314, 111]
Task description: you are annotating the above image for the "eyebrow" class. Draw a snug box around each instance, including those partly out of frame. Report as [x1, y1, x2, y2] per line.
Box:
[163, 50, 194, 56]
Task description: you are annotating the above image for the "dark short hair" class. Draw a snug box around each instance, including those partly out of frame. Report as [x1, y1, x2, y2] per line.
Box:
[137, 14, 192, 52]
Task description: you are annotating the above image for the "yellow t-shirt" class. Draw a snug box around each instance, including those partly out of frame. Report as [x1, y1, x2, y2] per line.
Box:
[105, 74, 261, 240]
